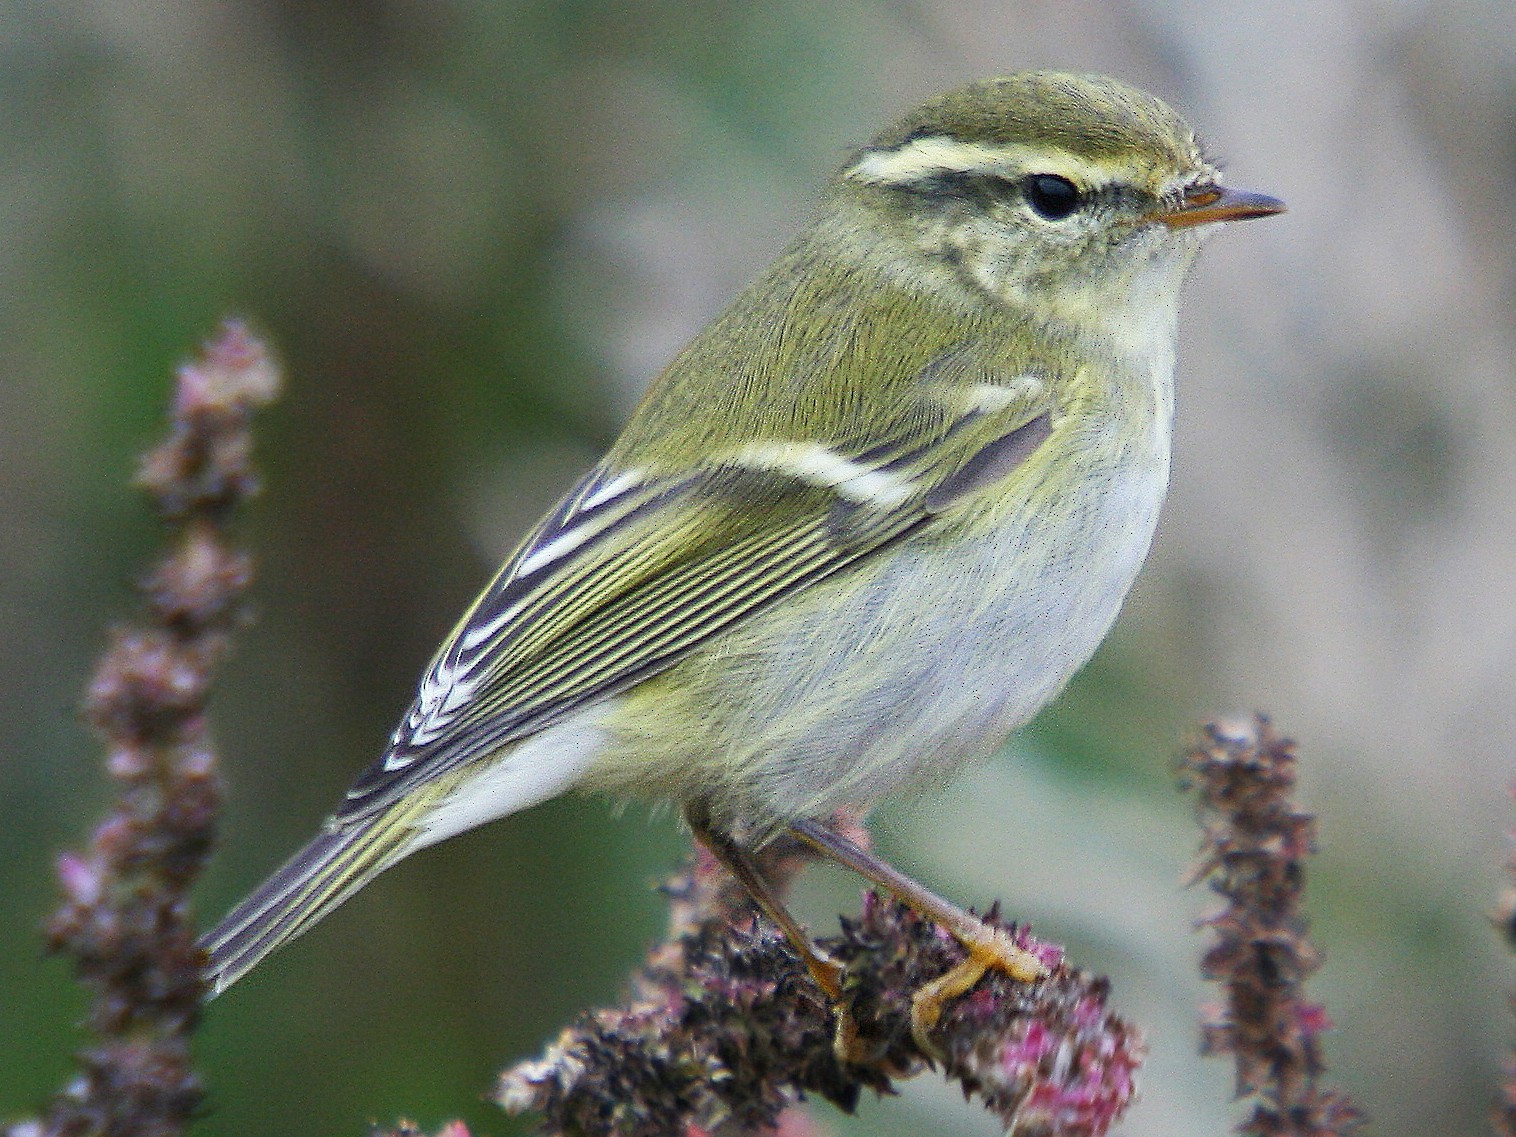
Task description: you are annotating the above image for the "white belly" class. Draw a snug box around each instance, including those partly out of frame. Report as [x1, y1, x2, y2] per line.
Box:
[670, 427, 1172, 822]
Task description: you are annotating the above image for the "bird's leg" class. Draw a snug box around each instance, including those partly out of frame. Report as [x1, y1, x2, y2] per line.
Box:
[684, 803, 857, 1059]
[786, 817, 1047, 1052]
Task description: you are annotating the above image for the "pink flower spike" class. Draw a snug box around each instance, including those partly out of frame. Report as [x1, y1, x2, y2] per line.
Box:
[173, 320, 280, 416]
[1027, 938, 1065, 970]
[1071, 995, 1105, 1028]
[106, 746, 151, 780]
[1000, 1021, 1055, 1074]
[57, 853, 102, 907]
[1295, 1001, 1333, 1037]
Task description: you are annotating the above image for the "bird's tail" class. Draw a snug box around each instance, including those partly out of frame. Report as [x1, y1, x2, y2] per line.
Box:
[199, 811, 416, 997]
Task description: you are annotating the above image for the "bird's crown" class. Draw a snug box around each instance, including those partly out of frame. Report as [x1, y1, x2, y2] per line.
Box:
[844, 71, 1212, 204]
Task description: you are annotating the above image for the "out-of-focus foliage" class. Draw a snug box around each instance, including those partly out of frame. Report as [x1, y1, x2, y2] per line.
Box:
[3, 3, 1514, 1136]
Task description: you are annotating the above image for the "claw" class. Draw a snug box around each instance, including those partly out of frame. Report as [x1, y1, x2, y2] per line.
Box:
[910, 926, 1047, 1056]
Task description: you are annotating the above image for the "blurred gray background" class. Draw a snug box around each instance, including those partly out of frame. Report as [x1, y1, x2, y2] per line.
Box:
[3, 2, 1512, 1135]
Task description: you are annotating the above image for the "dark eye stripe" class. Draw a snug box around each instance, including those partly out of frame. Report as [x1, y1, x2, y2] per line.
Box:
[891, 168, 1094, 223]
[882, 165, 1156, 226]
[900, 169, 1016, 207]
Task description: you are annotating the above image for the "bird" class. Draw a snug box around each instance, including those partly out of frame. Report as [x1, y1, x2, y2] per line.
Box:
[200, 71, 1282, 1034]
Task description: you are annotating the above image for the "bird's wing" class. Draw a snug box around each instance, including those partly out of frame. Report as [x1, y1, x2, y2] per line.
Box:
[336, 369, 1054, 822]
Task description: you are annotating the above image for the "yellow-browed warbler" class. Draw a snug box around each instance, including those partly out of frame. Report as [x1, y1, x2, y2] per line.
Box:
[202, 72, 1283, 1030]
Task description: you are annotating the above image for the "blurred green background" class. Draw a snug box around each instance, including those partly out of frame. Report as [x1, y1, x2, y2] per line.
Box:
[4, 3, 1515, 1135]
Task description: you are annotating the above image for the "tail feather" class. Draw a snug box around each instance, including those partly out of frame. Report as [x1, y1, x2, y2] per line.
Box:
[200, 815, 414, 997]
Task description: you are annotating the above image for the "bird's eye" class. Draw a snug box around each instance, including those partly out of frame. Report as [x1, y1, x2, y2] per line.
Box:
[1024, 174, 1081, 220]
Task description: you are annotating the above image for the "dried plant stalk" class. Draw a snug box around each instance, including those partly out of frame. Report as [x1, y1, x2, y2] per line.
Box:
[1182, 716, 1363, 1137]
[497, 833, 1142, 1137]
[9, 321, 279, 1137]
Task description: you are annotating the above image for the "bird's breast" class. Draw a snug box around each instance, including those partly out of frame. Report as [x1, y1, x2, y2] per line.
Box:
[595, 398, 1172, 827]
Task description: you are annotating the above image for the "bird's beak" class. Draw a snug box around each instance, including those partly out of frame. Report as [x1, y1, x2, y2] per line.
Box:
[1153, 185, 1286, 229]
